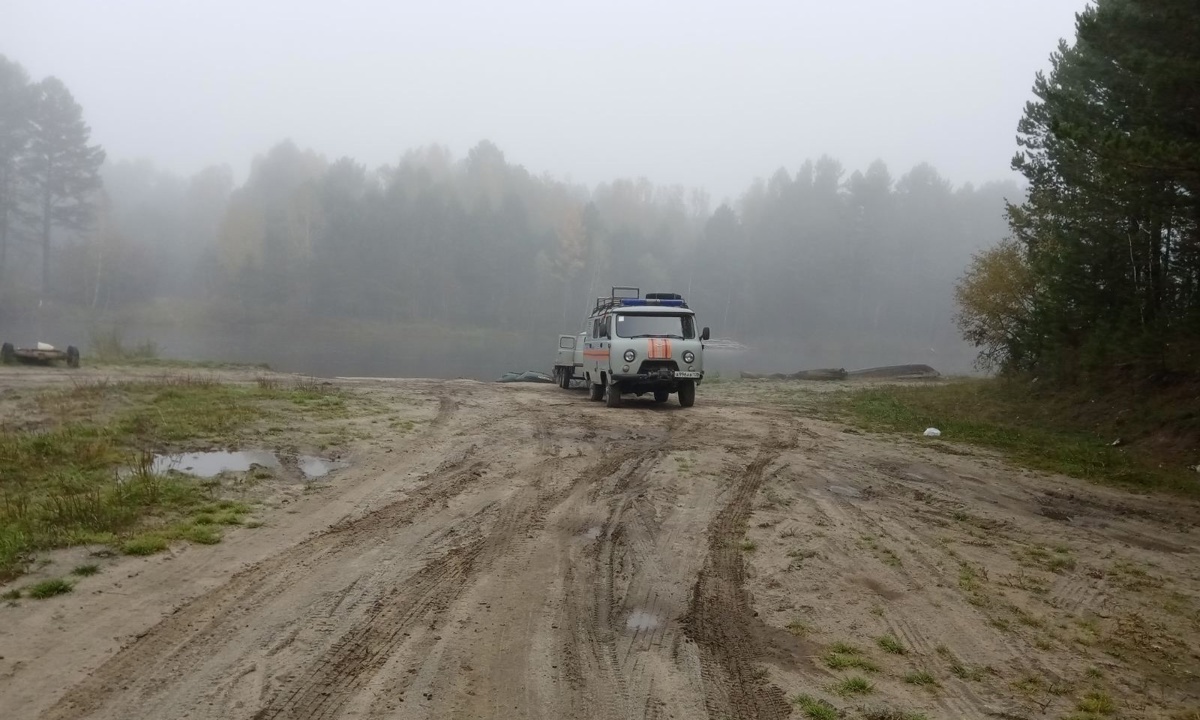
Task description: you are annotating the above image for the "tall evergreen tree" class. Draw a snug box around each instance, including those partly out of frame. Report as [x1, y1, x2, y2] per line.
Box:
[25, 76, 105, 297]
[961, 0, 1200, 380]
[0, 55, 33, 290]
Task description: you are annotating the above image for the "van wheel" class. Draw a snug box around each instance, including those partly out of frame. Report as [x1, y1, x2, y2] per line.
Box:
[605, 383, 623, 408]
[678, 380, 696, 407]
[66, 345, 80, 368]
[1, 342, 14, 365]
[653, 390, 669, 403]
[589, 381, 604, 401]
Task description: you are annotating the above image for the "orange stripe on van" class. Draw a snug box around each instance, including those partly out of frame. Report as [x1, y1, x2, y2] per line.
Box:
[647, 339, 672, 359]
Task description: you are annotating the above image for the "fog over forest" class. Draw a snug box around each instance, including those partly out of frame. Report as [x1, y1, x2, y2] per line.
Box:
[0, 1, 1083, 378]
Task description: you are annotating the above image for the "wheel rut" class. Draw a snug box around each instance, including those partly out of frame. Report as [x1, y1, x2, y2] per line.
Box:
[683, 448, 793, 720]
[39, 443, 496, 720]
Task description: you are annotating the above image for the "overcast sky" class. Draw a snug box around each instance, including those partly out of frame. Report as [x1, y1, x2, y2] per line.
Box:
[5, 0, 1085, 200]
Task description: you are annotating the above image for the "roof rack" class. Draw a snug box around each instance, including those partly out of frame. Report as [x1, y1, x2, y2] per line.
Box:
[592, 287, 688, 314]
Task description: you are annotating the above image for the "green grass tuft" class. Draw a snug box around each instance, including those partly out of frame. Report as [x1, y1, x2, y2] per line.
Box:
[791, 694, 839, 720]
[179, 525, 222, 545]
[832, 675, 874, 697]
[26, 578, 74, 599]
[70, 563, 100, 577]
[950, 663, 987, 682]
[122, 535, 169, 556]
[904, 670, 937, 686]
[825, 652, 880, 673]
[863, 710, 931, 720]
[1077, 691, 1115, 715]
[877, 635, 907, 654]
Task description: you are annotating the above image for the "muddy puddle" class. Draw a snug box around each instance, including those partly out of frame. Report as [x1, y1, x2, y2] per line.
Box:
[150, 450, 347, 480]
[625, 609, 662, 632]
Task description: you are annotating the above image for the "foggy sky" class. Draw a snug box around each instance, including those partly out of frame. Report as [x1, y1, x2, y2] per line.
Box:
[4, 0, 1084, 199]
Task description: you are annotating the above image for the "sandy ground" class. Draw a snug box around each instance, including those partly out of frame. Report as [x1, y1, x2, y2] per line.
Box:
[1, 371, 1198, 720]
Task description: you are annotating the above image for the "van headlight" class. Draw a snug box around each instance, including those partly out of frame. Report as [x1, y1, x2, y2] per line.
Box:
[682, 351, 695, 364]
[623, 349, 636, 362]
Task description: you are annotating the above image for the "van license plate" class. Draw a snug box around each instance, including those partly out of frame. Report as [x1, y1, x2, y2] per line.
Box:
[674, 371, 701, 379]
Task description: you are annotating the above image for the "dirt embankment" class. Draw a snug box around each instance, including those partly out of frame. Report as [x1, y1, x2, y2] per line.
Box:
[1, 371, 1198, 720]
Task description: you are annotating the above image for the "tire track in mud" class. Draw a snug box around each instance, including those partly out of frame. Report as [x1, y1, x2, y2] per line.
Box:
[254, 441, 619, 720]
[683, 446, 793, 720]
[252, 538, 483, 720]
[40, 439, 497, 720]
[561, 452, 662, 720]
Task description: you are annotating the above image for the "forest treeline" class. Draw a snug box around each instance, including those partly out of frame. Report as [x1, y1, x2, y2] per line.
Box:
[957, 0, 1200, 382]
[5, 1, 1197, 382]
[0, 51, 1015, 368]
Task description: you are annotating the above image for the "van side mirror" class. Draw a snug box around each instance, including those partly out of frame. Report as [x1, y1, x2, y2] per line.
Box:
[701, 327, 711, 341]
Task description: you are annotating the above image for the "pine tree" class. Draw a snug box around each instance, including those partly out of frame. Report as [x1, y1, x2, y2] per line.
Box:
[976, 0, 1200, 380]
[25, 76, 105, 297]
[0, 55, 33, 290]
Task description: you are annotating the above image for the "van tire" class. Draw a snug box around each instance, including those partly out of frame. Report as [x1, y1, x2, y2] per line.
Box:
[605, 383, 623, 408]
[589, 381, 604, 401]
[678, 380, 696, 407]
[653, 390, 669, 403]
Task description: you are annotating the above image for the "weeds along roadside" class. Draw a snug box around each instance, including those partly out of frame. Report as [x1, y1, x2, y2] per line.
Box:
[0, 374, 352, 583]
[743, 377, 1200, 496]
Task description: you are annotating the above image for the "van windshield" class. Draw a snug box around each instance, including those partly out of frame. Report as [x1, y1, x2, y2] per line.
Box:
[614, 314, 695, 339]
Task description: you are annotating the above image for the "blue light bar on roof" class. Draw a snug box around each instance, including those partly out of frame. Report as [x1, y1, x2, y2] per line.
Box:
[614, 298, 686, 308]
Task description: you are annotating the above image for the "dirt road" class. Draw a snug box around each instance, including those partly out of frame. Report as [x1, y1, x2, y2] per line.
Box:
[2, 375, 1198, 719]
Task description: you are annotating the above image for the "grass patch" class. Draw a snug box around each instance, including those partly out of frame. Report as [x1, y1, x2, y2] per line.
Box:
[739, 539, 758, 552]
[824, 641, 879, 672]
[823, 379, 1200, 494]
[70, 563, 100, 577]
[877, 635, 907, 654]
[904, 670, 937, 686]
[0, 379, 345, 580]
[26, 577, 73, 598]
[825, 652, 880, 672]
[791, 694, 839, 720]
[2, 587, 21, 600]
[949, 662, 987, 682]
[1077, 691, 1116, 714]
[179, 525, 222, 545]
[785, 619, 811, 637]
[831, 675, 874, 697]
[121, 535, 169, 556]
[863, 710, 930, 720]
[958, 562, 986, 593]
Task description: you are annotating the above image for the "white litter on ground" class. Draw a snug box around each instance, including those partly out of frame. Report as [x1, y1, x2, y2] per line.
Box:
[923, 427, 942, 437]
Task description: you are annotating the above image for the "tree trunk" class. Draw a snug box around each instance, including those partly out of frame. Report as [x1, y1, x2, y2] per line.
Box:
[0, 202, 8, 293]
[92, 234, 104, 308]
[41, 185, 51, 299]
